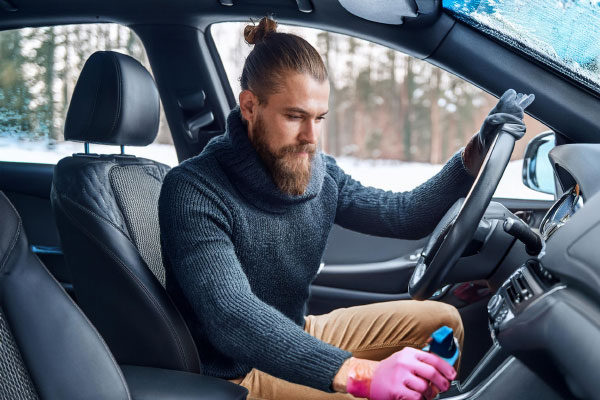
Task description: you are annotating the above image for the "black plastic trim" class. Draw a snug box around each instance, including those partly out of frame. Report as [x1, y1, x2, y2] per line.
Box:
[0, 162, 54, 198]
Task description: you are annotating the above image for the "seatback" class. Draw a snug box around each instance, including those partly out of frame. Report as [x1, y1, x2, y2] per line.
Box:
[0, 191, 130, 400]
[51, 51, 200, 373]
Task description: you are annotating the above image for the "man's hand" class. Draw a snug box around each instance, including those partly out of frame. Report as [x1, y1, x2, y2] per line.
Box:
[463, 89, 535, 176]
[334, 347, 456, 400]
[333, 357, 378, 395]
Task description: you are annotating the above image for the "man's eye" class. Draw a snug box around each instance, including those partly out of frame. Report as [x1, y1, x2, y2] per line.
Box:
[316, 116, 326, 122]
[287, 115, 302, 120]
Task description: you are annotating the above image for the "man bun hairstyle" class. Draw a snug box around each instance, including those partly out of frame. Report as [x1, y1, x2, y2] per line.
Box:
[243, 16, 278, 44]
[240, 16, 328, 104]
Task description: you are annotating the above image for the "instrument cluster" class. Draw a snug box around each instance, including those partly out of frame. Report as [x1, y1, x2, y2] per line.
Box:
[540, 184, 583, 240]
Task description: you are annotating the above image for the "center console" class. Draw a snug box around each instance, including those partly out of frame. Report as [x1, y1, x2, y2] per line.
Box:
[487, 259, 562, 340]
[439, 259, 565, 399]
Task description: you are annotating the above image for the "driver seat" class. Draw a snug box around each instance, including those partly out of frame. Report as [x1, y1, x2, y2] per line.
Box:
[51, 51, 200, 373]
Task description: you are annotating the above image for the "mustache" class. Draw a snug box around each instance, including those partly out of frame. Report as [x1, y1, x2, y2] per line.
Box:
[278, 144, 317, 156]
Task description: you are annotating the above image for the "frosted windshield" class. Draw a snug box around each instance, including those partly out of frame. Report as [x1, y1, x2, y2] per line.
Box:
[443, 0, 600, 93]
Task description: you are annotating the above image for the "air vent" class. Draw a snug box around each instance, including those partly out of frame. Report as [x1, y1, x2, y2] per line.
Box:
[506, 285, 519, 304]
[507, 274, 533, 305]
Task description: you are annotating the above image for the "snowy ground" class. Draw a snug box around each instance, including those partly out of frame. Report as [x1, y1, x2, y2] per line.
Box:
[0, 137, 552, 200]
[335, 157, 553, 200]
[0, 138, 179, 167]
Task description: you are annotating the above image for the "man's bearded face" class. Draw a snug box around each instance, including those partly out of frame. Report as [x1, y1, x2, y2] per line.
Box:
[241, 72, 330, 196]
[251, 113, 316, 196]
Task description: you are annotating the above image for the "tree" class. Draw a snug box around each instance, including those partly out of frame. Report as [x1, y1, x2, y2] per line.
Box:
[0, 29, 33, 138]
[29, 26, 58, 143]
[317, 31, 340, 156]
[429, 68, 443, 163]
[402, 57, 414, 161]
[382, 49, 404, 158]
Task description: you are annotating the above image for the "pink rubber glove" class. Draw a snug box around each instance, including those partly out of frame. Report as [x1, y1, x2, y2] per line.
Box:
[361, 347, 456, 400]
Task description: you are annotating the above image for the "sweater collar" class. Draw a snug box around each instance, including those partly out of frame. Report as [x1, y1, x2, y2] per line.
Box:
[215, 107, 326, 213]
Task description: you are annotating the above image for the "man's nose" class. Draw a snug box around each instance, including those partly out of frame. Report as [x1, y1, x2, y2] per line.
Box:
[299, 120, 318, 144]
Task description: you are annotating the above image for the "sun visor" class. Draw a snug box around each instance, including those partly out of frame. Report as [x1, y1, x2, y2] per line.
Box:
[338, 0, 424, 25]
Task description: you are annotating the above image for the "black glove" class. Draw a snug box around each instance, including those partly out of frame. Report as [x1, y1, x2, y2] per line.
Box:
[463, 89, 535, 176]
[478, 89, 535, 149]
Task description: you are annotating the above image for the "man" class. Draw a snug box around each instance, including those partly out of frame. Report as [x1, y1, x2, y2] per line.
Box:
[159, 16, 532, 400]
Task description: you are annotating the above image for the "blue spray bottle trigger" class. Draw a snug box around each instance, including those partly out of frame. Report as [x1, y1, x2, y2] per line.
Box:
[422, 325, 460, 366]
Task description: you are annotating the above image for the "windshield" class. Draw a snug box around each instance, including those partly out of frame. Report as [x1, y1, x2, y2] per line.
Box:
[443, 0, 600, 93]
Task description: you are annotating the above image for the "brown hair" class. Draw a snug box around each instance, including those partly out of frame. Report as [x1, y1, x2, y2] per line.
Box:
[240, 16, 328, 104]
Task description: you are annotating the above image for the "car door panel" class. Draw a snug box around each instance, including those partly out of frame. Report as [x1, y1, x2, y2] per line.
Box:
[309, 285, 412, 316]
[322, 225, 428, 265]
[308, 197, 553, 314]
[0, 162, 71, 288]
[313, 255, 417, 294]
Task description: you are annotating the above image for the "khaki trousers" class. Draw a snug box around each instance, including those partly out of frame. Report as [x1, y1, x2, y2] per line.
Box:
[229, 300, 464, 400]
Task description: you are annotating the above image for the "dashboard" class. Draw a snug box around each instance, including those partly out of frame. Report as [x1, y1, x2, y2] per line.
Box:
[489, 143, 600, 399]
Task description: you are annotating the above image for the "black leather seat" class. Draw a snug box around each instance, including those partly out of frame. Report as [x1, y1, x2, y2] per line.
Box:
[51, 51, 200, 373]
[0, 191, 248, 399]
[0, 191, 130, 400]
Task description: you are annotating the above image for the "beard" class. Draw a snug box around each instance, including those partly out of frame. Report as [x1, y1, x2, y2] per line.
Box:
[250, 115, 316, 196]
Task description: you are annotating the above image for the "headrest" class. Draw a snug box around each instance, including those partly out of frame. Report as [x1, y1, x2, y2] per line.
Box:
[64, 51, 160, 146]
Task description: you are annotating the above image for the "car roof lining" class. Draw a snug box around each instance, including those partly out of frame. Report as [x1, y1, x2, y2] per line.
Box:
[0, 0, 453, 59]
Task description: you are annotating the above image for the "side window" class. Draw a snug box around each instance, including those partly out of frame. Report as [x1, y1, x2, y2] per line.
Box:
[0, 24, 177, 166]
[210, 23, 552, 200]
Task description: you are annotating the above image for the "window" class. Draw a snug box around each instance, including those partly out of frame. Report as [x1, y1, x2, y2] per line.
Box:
[443, 0, 600, 95]
[0, 24, 177, 166]
[211, 22, 552, 200]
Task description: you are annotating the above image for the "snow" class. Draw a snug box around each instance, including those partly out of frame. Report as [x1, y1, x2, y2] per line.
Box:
[335, 157, 553, 200]
[444, 0, 600, 92]
[0, 137, 178, 167]
[0, 136, 552, 200]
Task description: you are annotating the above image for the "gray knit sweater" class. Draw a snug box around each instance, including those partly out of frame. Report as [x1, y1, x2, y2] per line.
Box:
[158, 107, 474, 392]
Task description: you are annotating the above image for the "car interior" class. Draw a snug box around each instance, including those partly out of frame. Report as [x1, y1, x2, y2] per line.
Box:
[1, 0, 599, 399]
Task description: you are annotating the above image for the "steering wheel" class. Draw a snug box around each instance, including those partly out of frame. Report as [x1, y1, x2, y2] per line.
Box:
[408, 126, 523, 300]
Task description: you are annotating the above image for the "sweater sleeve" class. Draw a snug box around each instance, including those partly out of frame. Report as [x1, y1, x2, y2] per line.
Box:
[159, 170, 351, 392]
[327, 151, 475, 240]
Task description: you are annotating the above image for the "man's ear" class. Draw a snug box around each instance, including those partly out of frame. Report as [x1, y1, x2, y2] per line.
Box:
[239, 90, 259, 135]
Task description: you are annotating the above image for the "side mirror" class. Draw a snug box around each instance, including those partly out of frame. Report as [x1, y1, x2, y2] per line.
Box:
[522, 131, 556, 195]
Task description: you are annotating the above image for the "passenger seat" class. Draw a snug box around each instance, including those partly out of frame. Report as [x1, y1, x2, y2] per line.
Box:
[0, 191, 130, 399]
[0, 191, 248, 399]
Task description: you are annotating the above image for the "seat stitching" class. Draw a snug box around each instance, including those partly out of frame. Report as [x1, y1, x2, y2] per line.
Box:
[349, 341, 425, 353]
[76, 170, 129, 237]
[0, 192, 22, 273]
[59, 194, 190, 371]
